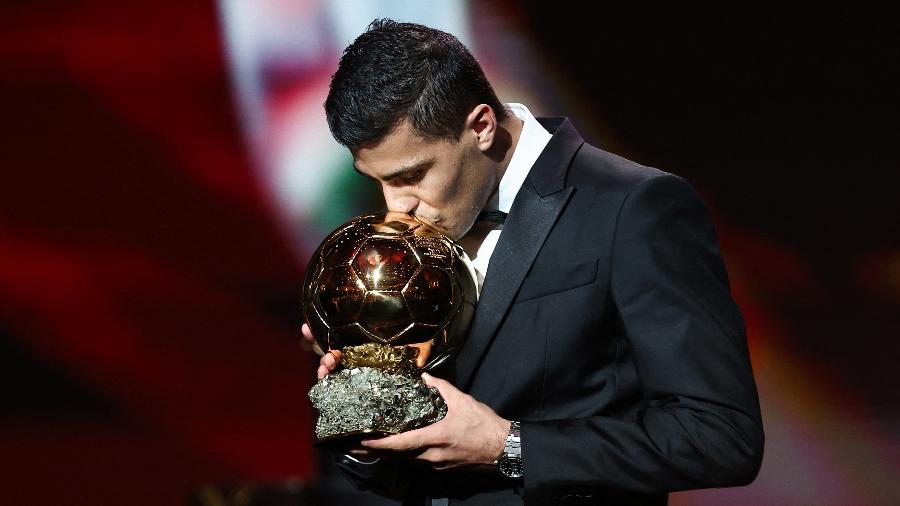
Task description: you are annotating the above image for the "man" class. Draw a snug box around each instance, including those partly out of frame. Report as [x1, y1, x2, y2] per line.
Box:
[301, 19, 763, 505]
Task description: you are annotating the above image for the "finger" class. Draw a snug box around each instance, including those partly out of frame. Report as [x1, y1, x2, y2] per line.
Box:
[413, 448, 457, 471]
[421, 372, 457, 402]
[301, 324, 326, 356]
[319, 350, 341, 371]
[320, 350, 342, 369]
[415, 447, 444, 464]
[348, 448, 378, 458]
[361, 428, 429, 452]
[316, 350, 342, 379]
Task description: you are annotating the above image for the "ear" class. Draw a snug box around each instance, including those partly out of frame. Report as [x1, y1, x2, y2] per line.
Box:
[463, 104, 498, 152]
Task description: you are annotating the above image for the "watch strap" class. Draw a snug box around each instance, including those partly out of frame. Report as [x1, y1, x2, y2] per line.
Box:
[496, 420, 523, 478]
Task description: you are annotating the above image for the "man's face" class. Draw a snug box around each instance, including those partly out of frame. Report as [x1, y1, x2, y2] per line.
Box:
[352, 120, 497, 240]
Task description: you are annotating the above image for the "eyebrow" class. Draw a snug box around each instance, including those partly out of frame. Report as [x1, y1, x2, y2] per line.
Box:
[353, 160, 433, 182]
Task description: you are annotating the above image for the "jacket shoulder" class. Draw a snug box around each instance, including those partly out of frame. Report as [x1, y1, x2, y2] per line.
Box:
[567, 142, 672, 196]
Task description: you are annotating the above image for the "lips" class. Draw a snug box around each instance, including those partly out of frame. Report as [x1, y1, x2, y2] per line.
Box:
[417, 216, 453, 237]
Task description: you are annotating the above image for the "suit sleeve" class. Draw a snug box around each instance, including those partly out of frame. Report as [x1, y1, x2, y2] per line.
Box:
[521, 174, 764, 496]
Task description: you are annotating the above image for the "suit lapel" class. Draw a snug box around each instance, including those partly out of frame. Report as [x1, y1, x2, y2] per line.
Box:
[455, 118, 584, 390]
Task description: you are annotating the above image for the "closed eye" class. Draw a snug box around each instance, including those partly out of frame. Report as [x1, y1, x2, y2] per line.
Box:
[387, 163, 432, 186]
[354, 160, 433, 186]
[399, 169, 425, 184]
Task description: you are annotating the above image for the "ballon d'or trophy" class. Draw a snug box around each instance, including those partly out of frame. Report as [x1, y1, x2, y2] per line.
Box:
[303, 212, 477, 451]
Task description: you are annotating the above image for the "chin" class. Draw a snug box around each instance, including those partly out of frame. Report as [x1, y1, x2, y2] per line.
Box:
[440, 223, 462, 240]
[436, 220, 461, 239]
[449, 223, 474, 241]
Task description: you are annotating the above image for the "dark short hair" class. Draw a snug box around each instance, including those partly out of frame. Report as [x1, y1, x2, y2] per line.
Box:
[325, 18, 507, 150]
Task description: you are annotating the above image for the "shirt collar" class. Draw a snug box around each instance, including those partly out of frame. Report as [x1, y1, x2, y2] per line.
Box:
[486, 103, 553, 213]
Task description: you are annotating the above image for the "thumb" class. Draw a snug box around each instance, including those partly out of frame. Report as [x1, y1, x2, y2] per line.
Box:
[421, 372, 457, 401]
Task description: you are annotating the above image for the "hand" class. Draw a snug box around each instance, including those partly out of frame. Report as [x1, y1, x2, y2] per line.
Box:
[361, 372, 510, 471]
[301, 323, 342, 380]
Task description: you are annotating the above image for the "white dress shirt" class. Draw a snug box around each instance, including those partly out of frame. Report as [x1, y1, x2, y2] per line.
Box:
[468, 103, 552, 293]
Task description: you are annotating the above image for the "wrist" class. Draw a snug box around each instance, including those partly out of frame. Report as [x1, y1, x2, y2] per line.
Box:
[492, 418, 512, 462]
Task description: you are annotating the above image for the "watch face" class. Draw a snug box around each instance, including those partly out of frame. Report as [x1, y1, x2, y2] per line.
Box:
[499, 456, 524, 478]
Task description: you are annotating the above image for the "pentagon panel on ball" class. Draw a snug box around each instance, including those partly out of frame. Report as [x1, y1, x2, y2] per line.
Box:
[359, 290, 412, 342]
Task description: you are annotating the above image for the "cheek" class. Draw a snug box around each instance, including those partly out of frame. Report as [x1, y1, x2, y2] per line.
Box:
[455, 154, 482, 201]
[425, 147, 480, 215]
[427, 168, 464, 209]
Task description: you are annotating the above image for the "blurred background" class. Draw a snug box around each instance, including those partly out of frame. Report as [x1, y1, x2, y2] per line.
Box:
[1, 1, 898, 504]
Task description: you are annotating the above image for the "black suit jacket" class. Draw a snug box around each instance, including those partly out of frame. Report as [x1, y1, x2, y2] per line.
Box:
[336, 118, 764, 506]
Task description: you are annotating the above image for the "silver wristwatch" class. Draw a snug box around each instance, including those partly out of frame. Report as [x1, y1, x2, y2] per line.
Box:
[495, 420, 523, 478]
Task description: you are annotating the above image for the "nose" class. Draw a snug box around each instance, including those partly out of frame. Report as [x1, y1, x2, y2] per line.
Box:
[381, 184, 419, 214]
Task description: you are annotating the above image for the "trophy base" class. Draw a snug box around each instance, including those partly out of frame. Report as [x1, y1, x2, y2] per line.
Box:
[309, 366, 446, 451]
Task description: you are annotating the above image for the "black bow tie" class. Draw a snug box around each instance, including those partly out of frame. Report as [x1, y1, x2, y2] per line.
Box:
[476, 210, 508, 224]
